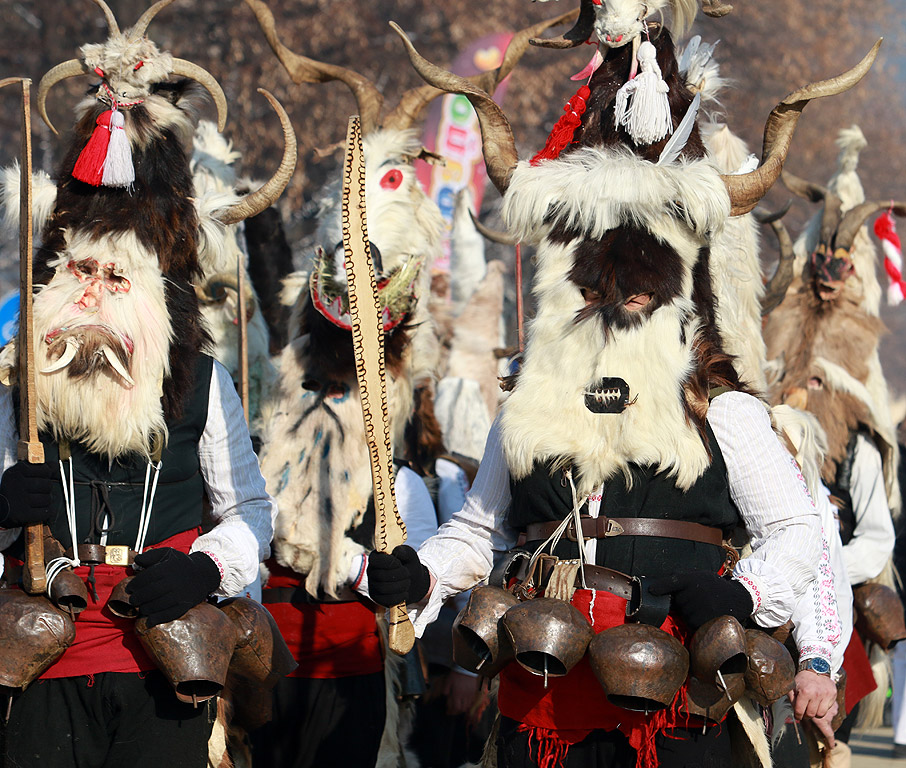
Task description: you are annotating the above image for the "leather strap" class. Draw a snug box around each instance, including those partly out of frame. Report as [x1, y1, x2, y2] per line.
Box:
[261, 586, 354, 606]
[524, 516, 724, 546]
[64, 543, 136, 566]
[513, 556, 634, 601]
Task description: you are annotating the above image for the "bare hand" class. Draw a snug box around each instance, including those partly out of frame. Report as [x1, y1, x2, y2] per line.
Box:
[445, 669, 481, 717]
[805, 701, 838, 750]
[788, 670, 837, 721]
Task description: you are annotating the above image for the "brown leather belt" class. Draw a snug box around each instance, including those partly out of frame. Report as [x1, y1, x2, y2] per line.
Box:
[64, 543, 136, 566]
[523, 516, 723, 547]
[513, 555, 634, 600]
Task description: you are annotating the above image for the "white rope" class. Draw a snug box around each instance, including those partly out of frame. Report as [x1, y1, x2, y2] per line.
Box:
[133, 460, 162, 555]
[59, 458, 80, 567]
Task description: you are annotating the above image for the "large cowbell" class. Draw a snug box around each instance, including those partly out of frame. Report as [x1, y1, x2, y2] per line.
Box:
[452, 586, 519, 677]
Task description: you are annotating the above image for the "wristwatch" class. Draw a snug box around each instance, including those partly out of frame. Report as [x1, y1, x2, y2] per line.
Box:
[798, 657, 832, 676]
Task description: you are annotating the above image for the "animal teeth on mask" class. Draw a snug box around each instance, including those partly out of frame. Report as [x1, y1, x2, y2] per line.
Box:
[40, 338, 79, 374]
[101, 345, 135, 388]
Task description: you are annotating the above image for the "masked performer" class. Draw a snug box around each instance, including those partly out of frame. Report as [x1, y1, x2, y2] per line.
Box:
[365, 1, 881, 765]
[0, 1, 294, 764]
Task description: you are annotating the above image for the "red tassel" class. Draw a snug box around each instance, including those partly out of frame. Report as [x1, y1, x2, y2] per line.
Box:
[72, 110, 114, 186]
[532, 85, 591, 165]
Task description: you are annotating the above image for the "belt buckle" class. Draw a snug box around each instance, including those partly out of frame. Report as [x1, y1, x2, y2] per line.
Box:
[105, 545, 130, 566]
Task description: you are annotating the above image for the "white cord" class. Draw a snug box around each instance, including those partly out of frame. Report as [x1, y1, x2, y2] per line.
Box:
[133, 460, 162, 555]
[58, 458, 80, 567]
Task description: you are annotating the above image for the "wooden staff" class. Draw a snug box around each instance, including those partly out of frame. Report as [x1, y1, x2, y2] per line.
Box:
[237, 255, 250, 425]
[0, 77, 46, 594]
[341, 115, 414, 655]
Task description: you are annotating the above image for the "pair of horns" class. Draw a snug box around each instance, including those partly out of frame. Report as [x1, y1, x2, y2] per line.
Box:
[41, 338, 135, 388]
[753, 203, 795, 315]
[245, 0, 577, 136]
[782, 169, 906, 254]
[37, 1, 297, 225]
[530, 0, 733, 50]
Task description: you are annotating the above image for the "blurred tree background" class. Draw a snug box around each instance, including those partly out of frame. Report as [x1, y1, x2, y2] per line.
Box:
[0, 0, 904, 386]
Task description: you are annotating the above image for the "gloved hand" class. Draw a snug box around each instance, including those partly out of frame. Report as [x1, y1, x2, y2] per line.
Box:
[126, 548, 221, 627]
[0, 460, 58, 528]
[367, 545, 431, 608]
[646, 571, 753, 631]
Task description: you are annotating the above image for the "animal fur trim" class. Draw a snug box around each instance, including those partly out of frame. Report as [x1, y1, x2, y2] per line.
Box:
[32, 231, 172, 459]
[502, 148, 730, 245]
[0, 164, 57, 237]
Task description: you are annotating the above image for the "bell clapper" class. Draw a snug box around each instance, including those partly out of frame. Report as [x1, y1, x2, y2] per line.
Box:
[192, 692, 198, 709]
[543, 657, 548, 689]
[793, 721, 802, 746]
[476, 652, 489, 671]
[717, 670, 732, 702]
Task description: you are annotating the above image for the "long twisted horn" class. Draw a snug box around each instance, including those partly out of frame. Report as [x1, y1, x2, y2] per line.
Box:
[701, 0, 734, 18]
[169, 59, 228, 131]
[469, 210, 518, 246]
[244, 0, 384, 134]
[835, 201, 906, 252]
[90, 0, 120, 36]
[216, 89, 296, 226]
[391, 23, 517, 195]
[722, 39, 882, 217]
[754, 207, 795, 314]
[384, 8, 579, 132]
[129, 0, 177, 39]
[780, 171, 845, 248]
[36, 60, 89, 135]
[530, 0, 595, 49]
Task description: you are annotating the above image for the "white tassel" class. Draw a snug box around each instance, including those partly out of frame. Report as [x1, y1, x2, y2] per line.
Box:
[101, 110, 134, 188]
[614, 40, 673, 146]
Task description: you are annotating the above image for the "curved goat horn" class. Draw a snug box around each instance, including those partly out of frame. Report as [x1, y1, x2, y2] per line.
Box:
[130, 0, 177, 39]
[391, 23, 517, 195]
[36, 60, 89, 135]
[384, 8, 579, 132]
[701, 0, 734, 17]
[41, 339, 79, 374]
[169, 58, 228, 131]
[781, 170, 828, 203]
[469, 209, 518, 246]
[754, 208, 796, 315]
[779, 172, 845, 249]
[530, 0, 595, 49]
[722, 39, 882, 217]
[244, 0, 384, 134]
[836, 201, 906, 252]
[216, 89, 297, 226]
[90, 0, 121, 36]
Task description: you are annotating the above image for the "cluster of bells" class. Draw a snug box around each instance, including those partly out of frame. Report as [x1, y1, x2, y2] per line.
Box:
[0, 540, 296, 715]
[452, 582, 906, 724]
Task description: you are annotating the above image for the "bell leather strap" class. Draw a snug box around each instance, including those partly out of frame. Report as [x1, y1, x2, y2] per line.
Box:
[523, 516, 724, 546]
[512, 559, 670, 626]
[64, 543, 136, 566]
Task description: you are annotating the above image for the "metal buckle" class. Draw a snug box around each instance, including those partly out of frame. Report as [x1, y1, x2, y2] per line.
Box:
[105, 545, 130, 566]
[603, 519, 624, 537]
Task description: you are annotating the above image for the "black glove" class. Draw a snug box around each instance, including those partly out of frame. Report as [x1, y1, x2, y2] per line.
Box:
[367, 545, 431, 608]
[126, 548, 221, 627]
[0, 460, 57, 528]
[646, 571, 753, 632]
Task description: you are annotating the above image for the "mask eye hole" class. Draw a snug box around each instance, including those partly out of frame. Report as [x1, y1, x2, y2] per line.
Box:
[808, 377, 823, 390]
[380, 169, 403, 190]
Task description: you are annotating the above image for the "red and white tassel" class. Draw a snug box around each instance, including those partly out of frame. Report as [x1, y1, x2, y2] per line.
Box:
[72, 107, 134, 188]
[102, 109, 134, 187]
[875, 210, 906, 306]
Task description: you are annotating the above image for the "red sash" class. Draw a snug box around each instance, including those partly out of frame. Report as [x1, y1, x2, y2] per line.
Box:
[842, 627, 878, 714]
[264, 563, 383, 679]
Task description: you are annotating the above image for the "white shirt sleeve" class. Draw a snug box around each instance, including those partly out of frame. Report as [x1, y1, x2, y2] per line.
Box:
[708, 391, 825, 628]
[842, 434, 895, 584]
[191, 360, 277, 598]
[410, 418, 518, 634]
[790, 487, 852, 672]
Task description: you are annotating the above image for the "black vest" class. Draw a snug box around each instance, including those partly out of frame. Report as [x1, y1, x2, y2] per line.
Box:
[826, 431, 859, 546]
[508, 424, 739, 578]
[39, 354, 213, 550]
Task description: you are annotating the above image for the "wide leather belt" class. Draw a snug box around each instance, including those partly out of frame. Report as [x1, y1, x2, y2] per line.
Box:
[64, 543, 136, 566]
[578, 564, 634, 600]
[261, 586, 355, 606]
[524, 516, 724, 547]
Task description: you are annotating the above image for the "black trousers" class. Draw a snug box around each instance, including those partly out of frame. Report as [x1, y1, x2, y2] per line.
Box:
[250, 672, 386, 768]
[2, 671, 215, 768]
[497, 716, 732, 768]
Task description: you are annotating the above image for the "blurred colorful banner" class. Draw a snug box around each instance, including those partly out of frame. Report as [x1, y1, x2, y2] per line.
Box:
[417, 32, 513, 272]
